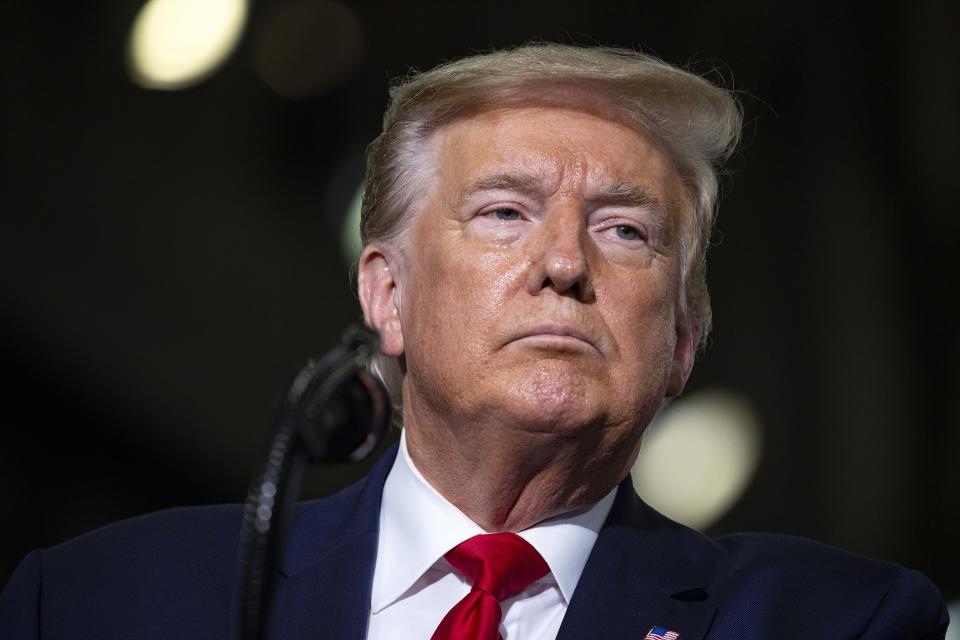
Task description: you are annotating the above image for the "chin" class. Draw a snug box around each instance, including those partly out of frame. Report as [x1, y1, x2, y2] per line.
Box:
[496, 366, 607, 434]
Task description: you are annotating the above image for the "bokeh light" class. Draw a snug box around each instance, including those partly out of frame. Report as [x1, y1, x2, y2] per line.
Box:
[127, 0, 249, 90]
[946, 600, 959, 640]
[253, 0, 364, 100]
[340, 183, 364, 266]
[632, 389, 763, 531]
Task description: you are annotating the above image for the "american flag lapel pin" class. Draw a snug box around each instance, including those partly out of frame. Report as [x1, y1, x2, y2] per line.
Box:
[644, 625, 680, 640]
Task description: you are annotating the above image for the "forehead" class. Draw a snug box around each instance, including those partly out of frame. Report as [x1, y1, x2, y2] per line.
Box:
[428, 106, 682, 201]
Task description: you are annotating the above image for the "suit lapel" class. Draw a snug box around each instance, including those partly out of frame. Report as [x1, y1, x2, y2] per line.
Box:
[259, 444, 400, 640]
[557, 482, 718, 640]
[266, 529, 379, 640]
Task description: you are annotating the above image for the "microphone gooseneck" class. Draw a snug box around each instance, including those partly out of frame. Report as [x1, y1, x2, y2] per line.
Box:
[234, 324, 391, 640]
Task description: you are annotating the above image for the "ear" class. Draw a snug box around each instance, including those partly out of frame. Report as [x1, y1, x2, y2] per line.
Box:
[357, 244, 405, 357]
[665, 316, 698, 398]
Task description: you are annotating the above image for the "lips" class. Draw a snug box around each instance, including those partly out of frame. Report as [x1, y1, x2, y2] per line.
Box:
[512, 323, 599, 351]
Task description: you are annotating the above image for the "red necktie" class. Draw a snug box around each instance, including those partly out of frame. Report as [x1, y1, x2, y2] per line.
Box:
[431, 532, 550, 640]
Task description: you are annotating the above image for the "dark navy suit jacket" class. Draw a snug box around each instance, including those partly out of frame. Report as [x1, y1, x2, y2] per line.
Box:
[0, 444, 949, 639]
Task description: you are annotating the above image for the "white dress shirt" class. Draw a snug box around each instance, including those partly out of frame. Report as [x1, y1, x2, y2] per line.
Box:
[366, 430, 617, 640]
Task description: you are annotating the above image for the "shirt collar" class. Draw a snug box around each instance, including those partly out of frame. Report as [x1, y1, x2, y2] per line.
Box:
[371, 430, 617, 612]
[515, 482, 617, 603]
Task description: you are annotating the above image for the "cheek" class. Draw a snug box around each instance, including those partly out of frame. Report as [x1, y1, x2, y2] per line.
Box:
[404, 244, 519, 359]
[604, 278, 678, 379]
[442, 241, 523, 302]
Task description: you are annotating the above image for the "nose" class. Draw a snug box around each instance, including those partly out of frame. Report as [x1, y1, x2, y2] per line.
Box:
[525, 206, 595, 302]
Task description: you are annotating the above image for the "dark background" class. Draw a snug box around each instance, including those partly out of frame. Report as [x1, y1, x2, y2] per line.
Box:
[1, 0, 957, 601]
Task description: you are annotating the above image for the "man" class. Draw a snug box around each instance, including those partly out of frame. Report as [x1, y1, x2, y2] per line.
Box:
[0, 44, 949, 639]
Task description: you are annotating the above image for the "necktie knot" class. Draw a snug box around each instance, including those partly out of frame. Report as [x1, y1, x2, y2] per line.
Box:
[432, 532, 549, 640]
[445, 532, 549, 601]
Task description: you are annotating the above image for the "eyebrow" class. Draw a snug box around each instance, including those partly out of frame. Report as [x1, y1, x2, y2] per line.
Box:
[587, 180, 662, 210]
[455, 170, 547, 208]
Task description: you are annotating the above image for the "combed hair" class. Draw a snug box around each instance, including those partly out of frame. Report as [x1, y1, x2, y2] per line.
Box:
[361, 43, 742, 413]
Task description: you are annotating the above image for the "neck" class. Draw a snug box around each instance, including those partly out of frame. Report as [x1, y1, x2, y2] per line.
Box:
[402, 409, 639, 532]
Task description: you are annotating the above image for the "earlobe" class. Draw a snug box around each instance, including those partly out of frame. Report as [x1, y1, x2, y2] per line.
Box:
[357, 244, 405, 357]
[666, 318, 698, 398]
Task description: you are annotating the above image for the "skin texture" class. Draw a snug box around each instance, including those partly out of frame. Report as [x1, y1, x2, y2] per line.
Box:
[358, 105, 697, 532]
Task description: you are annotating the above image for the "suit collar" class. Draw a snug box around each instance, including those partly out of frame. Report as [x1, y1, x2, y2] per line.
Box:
[244, 441, 401, 640]
[275, 442, 396, 578]
[557, 478, 719, 640]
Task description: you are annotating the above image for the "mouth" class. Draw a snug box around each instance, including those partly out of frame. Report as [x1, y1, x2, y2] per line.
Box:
[512, 323, 599, 352]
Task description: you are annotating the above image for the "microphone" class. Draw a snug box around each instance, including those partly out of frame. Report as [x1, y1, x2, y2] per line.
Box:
[287, 323, 392, 463]
[234, 323, 392, 640]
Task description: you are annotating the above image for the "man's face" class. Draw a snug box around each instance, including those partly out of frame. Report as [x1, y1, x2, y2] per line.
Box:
[375, 105, 695, 442]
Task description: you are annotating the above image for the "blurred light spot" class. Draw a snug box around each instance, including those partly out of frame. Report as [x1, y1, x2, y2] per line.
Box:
[632, 389, 762, 531]
[340, 183, 364, 265]
[254, 0, 364, 100]
[128, 0, 249, 90]
[946, 600, 960, 640]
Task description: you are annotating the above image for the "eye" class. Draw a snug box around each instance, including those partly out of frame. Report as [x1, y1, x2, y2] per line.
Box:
[591, 216, 652, 251]
[491, 208, 521, 221]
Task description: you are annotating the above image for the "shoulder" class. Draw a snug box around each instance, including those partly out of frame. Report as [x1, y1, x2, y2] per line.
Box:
[0, 478, 373, 640]
[21, 483, 367, 582]
[26, 468, 374, 578]
[606, 480, 948, 637]
[0, 504, 247, 639]
[703, 531, 949, 638]
[712, 530, 905, 581]
[40, 504, 246, 591]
